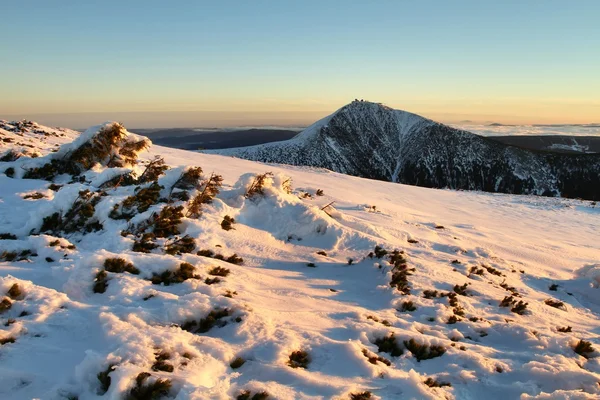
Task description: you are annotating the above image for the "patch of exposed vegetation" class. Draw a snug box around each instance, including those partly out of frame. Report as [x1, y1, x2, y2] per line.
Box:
[236, 390, 270, 400]
[208, 266, 230, 277]
[97, 364, 116, 395]
[404, 339, 446, 361]
[230, 356, 246, 369]
[499, 296, 529, 315]
[186, 173, 223, 218]
[181, 308, 232, 334]
[424, 377, 451, 388]
[110, 182, 163, 220]
[125, 372, 172, 400]
[151, 262, 200, 285]
[221, 215, 235, 231]
[245, 172, 274, 199]
[544, 298, 566, 310]
[288, 350, 311, 369]
[362, 348, 391, 366]
[152, 351, 174, 373]
[40, 190, 103, 235]
[373, 334, 403, 357]
[104, 258, 140, 275]
[399, 301, 417, 312]
[573, 340, 596, 359]
[93, 270, 109, 294]
[7, 283, 23, 300]
[164, 235, 195, 255]
[132, 233, 159, 253]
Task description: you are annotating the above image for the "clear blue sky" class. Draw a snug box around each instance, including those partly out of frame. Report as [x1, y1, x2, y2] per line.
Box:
[1, 0, 599, 127]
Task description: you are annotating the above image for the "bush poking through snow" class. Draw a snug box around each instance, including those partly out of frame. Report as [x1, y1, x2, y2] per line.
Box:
[152, 351, 174, 372]
[350, 391, 372, 400]
[208, 266, 230, 277]
[197, 249, 214, 258]
[23, 192, 45, 200]
[230, 357, 246, 369]
[97, 364, 116, 395]
[7, 283, 23, 300]
[40, 190, 103, 235]
[549, 284, 558, 291]
[499, 296, 529, 314]
[403, 339, 446, 361]
[573, 340, 596, 359]
[125, 372, 172, 400]
[151, 262, 200, 285]
[236, 390, 270, 400]
[149, 205, 184, 238]
[399, 301, 417, 312]
[362, 348, 391, 366]
[132, 233, 159, 253]
[225, 254, 244, 265]
[169, 166, 203, 198]
[423, 377, 451, 388]
[316, 251, 327, 256]
[288, 350, 311, 369]
[453, 283, 469, 296]
[181, 308, 232, 334]
[423, 290, 439, 299]
[104, 258, 140, 275]
[0, 336, 16, 345]
[0, 233, 17, 240]
[315, 189, 324, 196]
[110, 182, 163, 220]
[373, 334, 403, 357]
[164, 235, 196, 255]
[558, 326, 572, 333]
[544, 298, 566, 310]
[93, 270, 109, 294]
[221, 215, 235, 231]
[447, 315, 460, 324]
[245, 172, 274, 199]
[186, 173, 223, 218]
[136, 156, 168, 184]
[0, 298, 12, 313]
[306, 263, 316, 268]
[205, 277, 221, 285]
[25, 123, 149, 180]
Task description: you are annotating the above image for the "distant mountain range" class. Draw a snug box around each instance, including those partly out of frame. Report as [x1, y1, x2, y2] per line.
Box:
[208, 101, 600, 200]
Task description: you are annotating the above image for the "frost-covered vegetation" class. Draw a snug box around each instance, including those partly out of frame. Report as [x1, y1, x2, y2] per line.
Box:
[0, 121, 599, 399]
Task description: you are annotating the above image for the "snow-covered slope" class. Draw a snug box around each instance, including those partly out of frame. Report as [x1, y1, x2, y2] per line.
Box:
[210, 101, 600, 201]
[1, 122, 600, 399]
[0, 119, 80, 158]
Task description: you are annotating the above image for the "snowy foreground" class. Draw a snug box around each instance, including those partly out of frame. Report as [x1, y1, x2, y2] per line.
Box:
[0, 122, 599, 400]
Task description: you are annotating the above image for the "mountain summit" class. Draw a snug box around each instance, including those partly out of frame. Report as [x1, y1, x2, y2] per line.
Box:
[211, 101, 600, 200]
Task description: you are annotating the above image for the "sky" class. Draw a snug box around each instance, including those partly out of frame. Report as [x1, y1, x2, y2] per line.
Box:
[1, 0, 599, 128]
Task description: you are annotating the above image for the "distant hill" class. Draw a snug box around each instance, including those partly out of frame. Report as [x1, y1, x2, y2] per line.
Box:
[209, 101, 600, 200]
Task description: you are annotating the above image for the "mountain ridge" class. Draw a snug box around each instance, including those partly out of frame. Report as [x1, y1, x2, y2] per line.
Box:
[209, 101, 600, 200]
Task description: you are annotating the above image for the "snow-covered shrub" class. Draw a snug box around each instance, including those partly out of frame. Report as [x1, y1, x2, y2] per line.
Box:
[186, 173, 223, 218]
